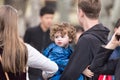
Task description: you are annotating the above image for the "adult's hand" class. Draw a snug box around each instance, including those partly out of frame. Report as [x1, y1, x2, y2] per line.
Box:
[82, 66, 94, 78]
[105, 27, 120, 49]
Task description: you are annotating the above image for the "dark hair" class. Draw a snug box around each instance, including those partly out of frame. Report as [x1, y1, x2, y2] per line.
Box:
[78, 0, 101, 19]
[39, 6, 55, 16]
[75, 25, 84, 32]
[114, 18, 120, 28]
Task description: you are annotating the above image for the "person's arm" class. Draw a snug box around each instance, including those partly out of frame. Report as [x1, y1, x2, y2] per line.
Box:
[105, 27, 120, 50]
[89, 46, 118, 75]
[26, 44, 58, 79]
[55, 59, 69, 71]
[89, 29, 120, 75]
[43, 43, 55, 57]
[94, 59, 119, 75]
[44, 49, 69, 71]
[60, 36, 93, 80]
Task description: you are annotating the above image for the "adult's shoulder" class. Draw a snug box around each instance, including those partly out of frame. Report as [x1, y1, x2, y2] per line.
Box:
[77, 33, 99, 47]
[26, 25, 40, 33]
[80, 33, 96, 41]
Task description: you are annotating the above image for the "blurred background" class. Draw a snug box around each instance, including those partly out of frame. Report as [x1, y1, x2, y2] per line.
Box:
[0, 0, 120, 38]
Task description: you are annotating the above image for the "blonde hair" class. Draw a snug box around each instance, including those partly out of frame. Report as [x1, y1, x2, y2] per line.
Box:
[50, 23, 76, 43]
[0, 5, 28, 73]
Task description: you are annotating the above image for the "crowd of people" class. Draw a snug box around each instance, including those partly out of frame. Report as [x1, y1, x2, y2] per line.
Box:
[0, 0, 120, 80]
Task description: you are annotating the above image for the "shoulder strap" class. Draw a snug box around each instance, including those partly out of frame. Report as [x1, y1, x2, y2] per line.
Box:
[0, 55, 9, 80]
[5, 72, 9, 80]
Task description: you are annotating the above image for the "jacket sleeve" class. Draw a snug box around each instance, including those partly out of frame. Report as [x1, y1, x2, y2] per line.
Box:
[43, 47, 50, 57]
[60, 37, 92, 80]
[43, 43, 54, 57]
[26, 44, 58, 79]
[55, 59, 69, 71]
[89, 46, 118, 75]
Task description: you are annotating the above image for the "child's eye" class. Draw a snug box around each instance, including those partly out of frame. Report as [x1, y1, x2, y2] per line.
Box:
[61, 36, 64, 38]
[55, 36, 58, 38]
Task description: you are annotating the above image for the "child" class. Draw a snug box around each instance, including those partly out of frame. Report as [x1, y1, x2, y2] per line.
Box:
[43, 23, 84, 80]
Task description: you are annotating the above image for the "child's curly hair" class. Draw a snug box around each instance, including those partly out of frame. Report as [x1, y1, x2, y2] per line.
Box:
[50, 23, 76, 43]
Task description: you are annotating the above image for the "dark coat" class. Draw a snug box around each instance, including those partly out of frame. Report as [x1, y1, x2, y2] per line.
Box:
[60, 24, 109, 80]
[24, 25, 52, 53]
[89, 47, 120, 80]
[24, 25, 52, 78]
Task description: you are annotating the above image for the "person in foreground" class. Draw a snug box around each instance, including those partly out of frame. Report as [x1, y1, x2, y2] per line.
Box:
[98, 18, 120, 80]
[60, 0, 109, 80]
[89, 25, 120, 80]
[0, 5, 58, 80]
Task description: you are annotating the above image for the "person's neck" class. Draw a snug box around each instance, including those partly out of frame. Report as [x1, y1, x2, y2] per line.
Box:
[40, 24, 48, 32]
[84, 18, 99, 31]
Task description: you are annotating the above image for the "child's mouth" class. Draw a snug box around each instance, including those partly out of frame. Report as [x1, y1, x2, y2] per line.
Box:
[58, 42, 62, 44]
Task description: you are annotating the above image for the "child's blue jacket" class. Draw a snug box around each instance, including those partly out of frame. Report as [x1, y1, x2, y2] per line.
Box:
[43, 43, 84, 80]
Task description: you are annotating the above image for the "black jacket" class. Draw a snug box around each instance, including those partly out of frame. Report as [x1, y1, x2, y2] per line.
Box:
[89, 47, 120, 80]
[24, 25, 52, 77]
[60, 24, 109, 80]
[24, 25, 52, 53]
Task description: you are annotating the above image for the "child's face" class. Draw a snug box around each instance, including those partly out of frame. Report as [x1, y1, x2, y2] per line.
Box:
[54, 32, 71, 48]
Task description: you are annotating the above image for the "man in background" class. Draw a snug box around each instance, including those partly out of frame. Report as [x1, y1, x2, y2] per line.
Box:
[24, 6, 55, 80]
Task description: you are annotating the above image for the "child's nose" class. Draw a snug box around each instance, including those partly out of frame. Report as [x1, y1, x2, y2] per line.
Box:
[58, 37, 62, 40]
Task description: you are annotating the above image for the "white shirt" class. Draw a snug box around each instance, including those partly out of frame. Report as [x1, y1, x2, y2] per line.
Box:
[25, 44, 58, 79]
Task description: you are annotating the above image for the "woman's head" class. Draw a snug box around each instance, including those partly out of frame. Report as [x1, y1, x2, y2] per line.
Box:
[0, 5, 18, 37]
[0, 5, 27, 73]
[50, 23, 76, 47]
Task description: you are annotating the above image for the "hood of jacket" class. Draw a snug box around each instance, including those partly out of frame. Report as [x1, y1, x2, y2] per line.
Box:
[82, 23, 110, 44]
